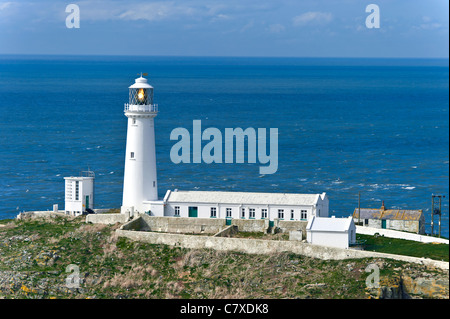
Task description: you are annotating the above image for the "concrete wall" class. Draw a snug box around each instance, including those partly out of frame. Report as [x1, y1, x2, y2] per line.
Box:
[85, 213, 129, 225]
[116, 228, 449, 270]
[231, 218, 269, 233]
[116, 215, 312, 236]
[16, 211, 67, 220]
[122, 215, 308, 235]
[356, 226, 449, 244]
[275, 220, 307, 233]
[138, 215, 227, 234]
[214, 225, 239, 238]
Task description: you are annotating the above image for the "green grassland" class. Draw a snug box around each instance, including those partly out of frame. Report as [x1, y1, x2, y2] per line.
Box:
[0, 216, 447, 299]
[356, 234, 449, 262]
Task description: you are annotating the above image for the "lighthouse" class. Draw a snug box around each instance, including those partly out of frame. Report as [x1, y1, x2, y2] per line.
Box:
[121, 74, 159, 216]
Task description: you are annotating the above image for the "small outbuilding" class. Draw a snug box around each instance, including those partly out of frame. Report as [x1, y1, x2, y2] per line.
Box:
[64, 171, 95, 216]
[352, 201, 425, 234]
[306, 216, 356, 249]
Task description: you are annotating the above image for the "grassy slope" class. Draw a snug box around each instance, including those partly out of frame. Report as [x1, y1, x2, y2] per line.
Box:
[356, 234, 449, 262]
[0, 217, 447, 299]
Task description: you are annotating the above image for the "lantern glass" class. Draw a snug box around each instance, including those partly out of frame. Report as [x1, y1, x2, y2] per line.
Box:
[130, 88, 153, 105]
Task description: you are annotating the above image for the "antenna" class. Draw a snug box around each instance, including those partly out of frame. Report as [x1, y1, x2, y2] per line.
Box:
[137, 72, 149, 77]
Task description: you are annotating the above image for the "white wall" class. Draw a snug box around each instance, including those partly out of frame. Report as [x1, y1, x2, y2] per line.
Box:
[122, 115, 158, 215]
[64, 177, 94, 216]
[165, 202, 316, 221]
[307, 231, 350, 249]
[315, 193, 329, 217]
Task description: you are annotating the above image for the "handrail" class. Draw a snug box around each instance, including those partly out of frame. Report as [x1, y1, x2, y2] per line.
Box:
[124, 103, 158, 113]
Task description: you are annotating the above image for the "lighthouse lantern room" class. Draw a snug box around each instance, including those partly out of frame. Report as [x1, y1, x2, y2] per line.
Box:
[121, 74, 160, 216]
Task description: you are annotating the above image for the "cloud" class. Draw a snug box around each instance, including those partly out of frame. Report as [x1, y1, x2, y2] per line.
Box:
[268, 23, 285, 34]
[117, 2, 197, 22]
[418, 16, 442, 30]
[0, 2, 13, 10]
[292, 11, 332, 27]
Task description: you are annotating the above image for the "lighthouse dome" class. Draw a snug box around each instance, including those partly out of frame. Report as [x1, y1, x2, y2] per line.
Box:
[129, 76, 153, 89]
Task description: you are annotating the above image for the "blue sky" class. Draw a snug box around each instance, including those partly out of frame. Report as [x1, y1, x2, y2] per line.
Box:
[0, 0, 448, 58]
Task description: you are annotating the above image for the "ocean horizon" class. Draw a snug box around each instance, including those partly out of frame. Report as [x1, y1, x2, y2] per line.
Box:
[0, 55, 448, 237]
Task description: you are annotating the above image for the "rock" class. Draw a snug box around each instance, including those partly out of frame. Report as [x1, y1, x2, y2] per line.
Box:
[402, 275, 449, 299]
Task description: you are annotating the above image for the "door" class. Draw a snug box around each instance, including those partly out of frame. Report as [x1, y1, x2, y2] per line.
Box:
[381, 219, 386, 229]
[85, 196, 89, 210]
[188, 207, 198, 218]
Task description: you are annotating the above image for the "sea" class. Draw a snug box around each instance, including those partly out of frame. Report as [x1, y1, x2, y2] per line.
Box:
[0, 55, 448, 237]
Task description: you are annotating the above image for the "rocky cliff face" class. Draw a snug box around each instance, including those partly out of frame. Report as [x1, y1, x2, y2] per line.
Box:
[402, 274, 449, 299]
[366, 268, 449, 299]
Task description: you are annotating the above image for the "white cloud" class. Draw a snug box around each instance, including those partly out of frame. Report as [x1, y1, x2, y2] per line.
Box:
[268, 23, 285, 33]
[118, 2, 197, 22]
[0, 2, 13, 10]
[292, 11, 332, 27]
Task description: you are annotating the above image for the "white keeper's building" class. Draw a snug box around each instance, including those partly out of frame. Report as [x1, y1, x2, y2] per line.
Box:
[162, 190, 328, 221]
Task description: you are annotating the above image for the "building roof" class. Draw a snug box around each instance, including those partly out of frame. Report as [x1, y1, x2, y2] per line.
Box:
[352, 208, 423, 221]
[306, 216, 354, 232]
[165, 190, 327, 206]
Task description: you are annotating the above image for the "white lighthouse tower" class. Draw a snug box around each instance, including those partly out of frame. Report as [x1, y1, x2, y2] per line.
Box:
[121, 74, 160, 216]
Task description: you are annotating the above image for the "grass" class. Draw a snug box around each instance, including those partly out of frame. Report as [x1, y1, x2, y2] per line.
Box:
[0, 216, 448, 299]
[357, 234, 449, 262]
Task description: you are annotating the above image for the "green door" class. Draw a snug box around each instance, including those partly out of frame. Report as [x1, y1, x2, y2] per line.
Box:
[85, 196, 89, 210]
[188, 207, 198, 218]
[381, 219, 386, 229]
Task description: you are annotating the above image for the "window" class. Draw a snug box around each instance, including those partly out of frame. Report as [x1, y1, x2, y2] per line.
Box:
[210, 207, 217, 218]
[278, 209, 284, 219]
[261, 209, 268, 219]
[291, 210, 294, 220]
[130, 152, 135, 159]
[226, 208, 232, 218]
[75, 181, 79, 201]
[301, 210, 307, 220]
[249, 208, 255, 219]
[132, 118, 136, 125]
[153, 181, 156, 187]
[241, 208, 245, 219]
[174, 206, 180, 216]
[364, 219, 369, 225]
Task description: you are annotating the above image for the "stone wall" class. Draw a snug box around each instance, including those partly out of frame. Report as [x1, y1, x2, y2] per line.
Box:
[213, 225, 239, 238]
[138, 215, 227, 234]
[16, 211, 67, 220]
[85, 213, 129, 225]
[275, 220, 307, 233]
[231, 218, 269, 233]
[116, 228, 449, 270]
